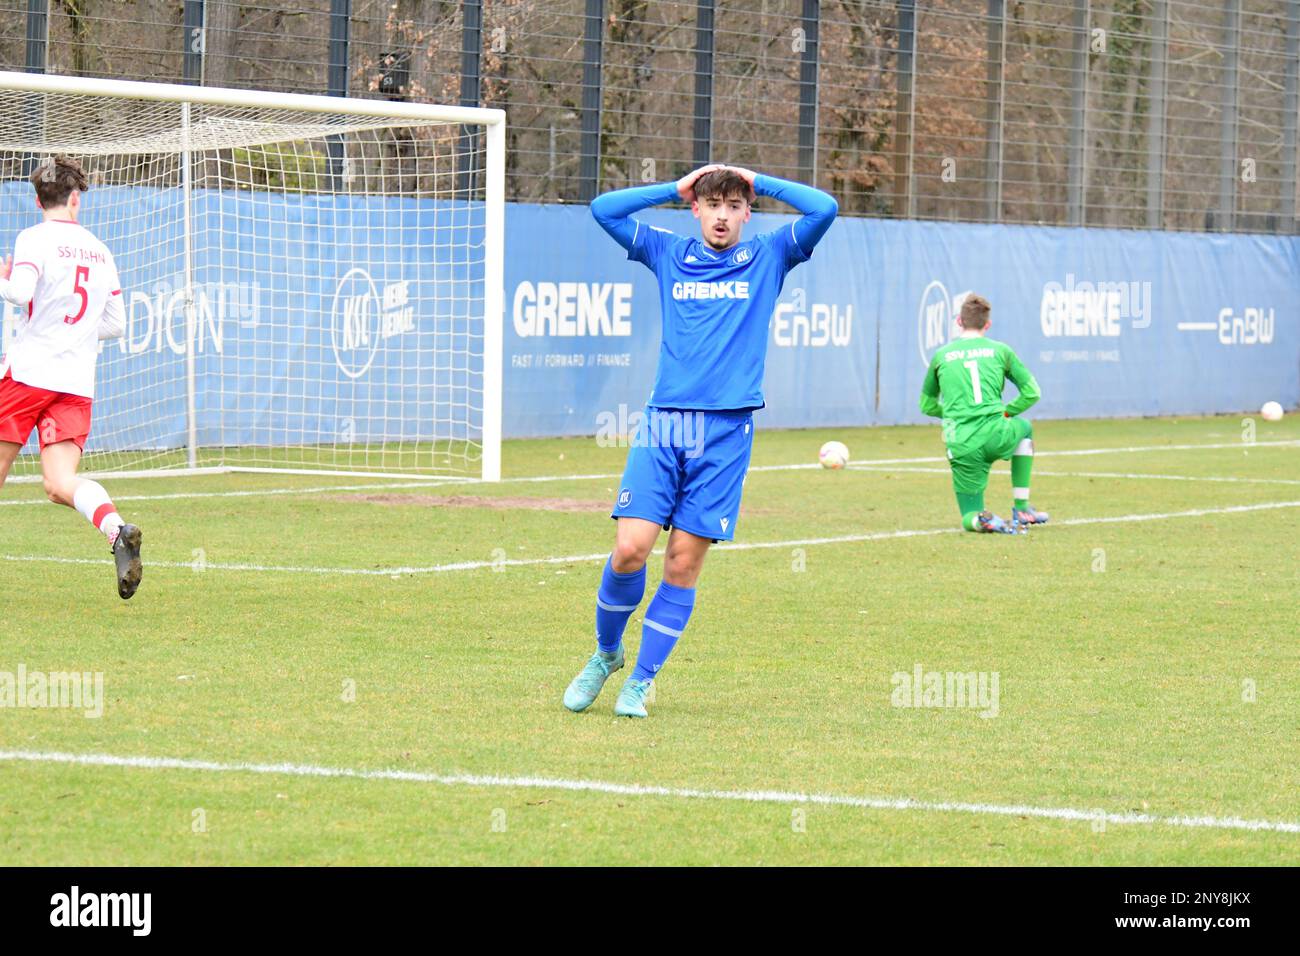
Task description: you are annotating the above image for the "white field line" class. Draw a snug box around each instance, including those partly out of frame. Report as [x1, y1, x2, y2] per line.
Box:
[1033, 470, 1300, 486]
[855, 465, 1300, 486]
[839, 438, 1298, 468]
[0, 479, 468, 508]
[1, 748, 1295, 835]
[4, 499, 1298, 578]
[2, 438, 1296, 509]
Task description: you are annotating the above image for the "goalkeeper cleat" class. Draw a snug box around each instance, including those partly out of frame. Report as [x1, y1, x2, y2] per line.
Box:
[613, 677, 654, 718]
[113, 524, 143, 600]
[975, 510, 1021, 534]
[1013, 505, 1049, 525]
[563, 647, 624, 712]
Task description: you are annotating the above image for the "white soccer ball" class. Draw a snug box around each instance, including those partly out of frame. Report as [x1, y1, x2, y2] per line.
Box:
[1260, 401, 1284, 422]
[819, 440, 850, 470]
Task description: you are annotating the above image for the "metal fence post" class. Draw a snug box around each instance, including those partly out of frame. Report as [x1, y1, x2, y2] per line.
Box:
[984, 0, 1006, 222]
[693, 0, 716, 169]
[327, 0, 351, 190]
[797, 0, 820, 186]
[579, 0, 605, 202]
[183, 0, 205, 85]
[1280, 0, 1298, 230]
[1067, 0, 1089, 226]
[1145, 0, 1167, 230]
[25, 0, 48, 74]
[1217, 0, 1241, 232]
[23, 0, 48, 177]
[894, 0, 917, 218]
[458, 0, 484, 196]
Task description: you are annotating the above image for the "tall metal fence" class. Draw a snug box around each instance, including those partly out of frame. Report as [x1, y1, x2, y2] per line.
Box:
[2, 1, 1297, 233]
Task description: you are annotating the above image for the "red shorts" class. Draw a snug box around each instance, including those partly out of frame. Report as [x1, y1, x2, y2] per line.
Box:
[0, 371, 93, 451]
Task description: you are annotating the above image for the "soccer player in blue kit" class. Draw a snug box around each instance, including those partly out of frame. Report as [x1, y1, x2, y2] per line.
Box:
[562, 164, 837, 718]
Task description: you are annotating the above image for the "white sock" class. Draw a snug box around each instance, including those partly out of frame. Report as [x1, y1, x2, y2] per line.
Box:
[72, 480, 125, 542]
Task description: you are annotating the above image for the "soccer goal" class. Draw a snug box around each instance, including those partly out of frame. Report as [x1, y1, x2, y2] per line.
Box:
[0, 71, 504, 482]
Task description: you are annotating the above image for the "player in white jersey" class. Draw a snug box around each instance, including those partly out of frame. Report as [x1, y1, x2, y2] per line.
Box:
[0, 155, 142, 599]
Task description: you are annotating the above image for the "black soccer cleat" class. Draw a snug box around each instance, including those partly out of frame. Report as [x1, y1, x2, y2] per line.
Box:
[113, 524, 143, 600]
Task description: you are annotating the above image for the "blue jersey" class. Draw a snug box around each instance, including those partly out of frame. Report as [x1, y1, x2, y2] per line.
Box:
[591, 175, 837, 412]
[628, 223, 807, 410]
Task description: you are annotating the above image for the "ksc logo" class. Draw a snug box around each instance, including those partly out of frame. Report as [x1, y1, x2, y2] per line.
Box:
[331, 269, 415, 379]
[731, 247, 751, 265]
[917, 280, 974, 366]
[617, 488, 632, 509]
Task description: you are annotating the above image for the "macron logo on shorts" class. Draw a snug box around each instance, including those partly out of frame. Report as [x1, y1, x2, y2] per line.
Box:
[720, 516, 729, 532]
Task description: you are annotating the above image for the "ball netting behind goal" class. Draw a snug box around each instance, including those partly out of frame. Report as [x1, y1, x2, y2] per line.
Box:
[0, 73, 503, 482]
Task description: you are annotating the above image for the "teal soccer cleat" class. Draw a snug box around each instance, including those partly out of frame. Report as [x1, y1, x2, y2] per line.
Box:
[613, 677, 654, 718]
[975, 510, 1022, 534]
[563, 648, 624, 712]
[1012, 505, 1049, 525]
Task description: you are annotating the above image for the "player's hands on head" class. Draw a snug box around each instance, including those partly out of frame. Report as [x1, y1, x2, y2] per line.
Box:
[677, 164, 726, 202]
[725, 166, 758, 187]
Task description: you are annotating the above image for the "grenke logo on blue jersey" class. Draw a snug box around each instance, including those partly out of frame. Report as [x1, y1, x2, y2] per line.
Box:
[671, 280, 750, 300]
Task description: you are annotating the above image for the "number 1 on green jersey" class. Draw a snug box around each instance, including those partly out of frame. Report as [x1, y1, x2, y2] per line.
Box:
[963, 359, 983, 404]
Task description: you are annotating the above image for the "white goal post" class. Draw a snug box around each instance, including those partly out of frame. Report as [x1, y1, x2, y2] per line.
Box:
[0, 71, 505, 482]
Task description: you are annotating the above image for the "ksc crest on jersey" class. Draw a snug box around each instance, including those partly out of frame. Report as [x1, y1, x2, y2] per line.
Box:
[731, 247, 751, 265]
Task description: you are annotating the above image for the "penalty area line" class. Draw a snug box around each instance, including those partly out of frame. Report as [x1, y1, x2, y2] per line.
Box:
[0, 748, 1296, 836]
[3, 499, 1298, 578]
[0, 479, 468, 508]
[1, 439, 1295, 509]
[853, 466, 1300, 486]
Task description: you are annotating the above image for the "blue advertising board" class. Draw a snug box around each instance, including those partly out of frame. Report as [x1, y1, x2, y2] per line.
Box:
[505, 203, 1299, 436]
[3, 182, 1296, 454]
[2, 183, 484, 454]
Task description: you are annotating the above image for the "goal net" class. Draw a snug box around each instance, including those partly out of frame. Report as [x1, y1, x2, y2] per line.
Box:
[0, 71, 504, 482]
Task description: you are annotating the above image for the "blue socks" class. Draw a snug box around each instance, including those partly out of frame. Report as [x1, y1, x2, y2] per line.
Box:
[595, 557, 646, 653]
[593, 560, 697, 682]
[633, 581, 696, 682]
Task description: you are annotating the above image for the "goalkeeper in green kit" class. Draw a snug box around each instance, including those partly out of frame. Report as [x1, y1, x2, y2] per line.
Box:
[919, 293, 1049, 534]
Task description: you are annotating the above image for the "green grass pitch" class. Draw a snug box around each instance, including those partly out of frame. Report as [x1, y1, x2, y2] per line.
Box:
[1, 413, 1297, 865]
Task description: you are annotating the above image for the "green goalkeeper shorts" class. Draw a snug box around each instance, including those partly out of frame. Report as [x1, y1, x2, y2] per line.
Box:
[946, 416, 1033, 496]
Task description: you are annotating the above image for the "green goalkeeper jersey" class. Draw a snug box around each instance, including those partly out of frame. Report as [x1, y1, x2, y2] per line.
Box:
[919, 335, 1040, 447]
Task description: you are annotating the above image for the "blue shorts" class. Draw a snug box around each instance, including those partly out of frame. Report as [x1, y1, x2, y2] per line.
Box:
[611, 407, 755, 542]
